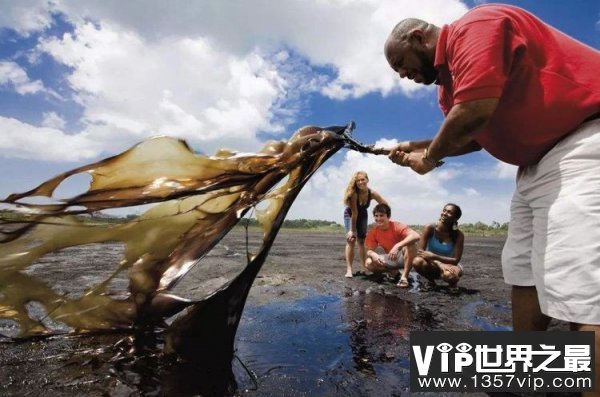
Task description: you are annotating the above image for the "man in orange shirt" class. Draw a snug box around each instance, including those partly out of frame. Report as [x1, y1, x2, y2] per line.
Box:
[365, 203, 420, 288]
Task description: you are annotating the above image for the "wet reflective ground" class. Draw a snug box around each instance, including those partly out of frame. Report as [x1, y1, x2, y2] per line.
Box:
[0, 291, 511, 396]
[1, 232, 552, 396]
[236, 293, 431, 396]
[236, 290, 513, 396]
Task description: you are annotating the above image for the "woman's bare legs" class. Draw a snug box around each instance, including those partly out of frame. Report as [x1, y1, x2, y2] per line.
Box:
[345, 239, 355, 277]
[412, 256, 440, 288]
[357, 238, 368, 273]
[401, 243, 417, 283]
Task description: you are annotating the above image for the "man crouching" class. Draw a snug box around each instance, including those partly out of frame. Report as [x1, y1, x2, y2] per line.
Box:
[364, 203, 420, 288]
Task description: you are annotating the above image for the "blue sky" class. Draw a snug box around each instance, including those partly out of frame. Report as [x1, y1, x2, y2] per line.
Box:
[0, 0, 598, 224]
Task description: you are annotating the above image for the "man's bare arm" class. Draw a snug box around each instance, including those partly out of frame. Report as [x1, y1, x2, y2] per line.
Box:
[386, 132, 481, 160]
[391, 229, 420, 253]
[427, 98, 498, 162]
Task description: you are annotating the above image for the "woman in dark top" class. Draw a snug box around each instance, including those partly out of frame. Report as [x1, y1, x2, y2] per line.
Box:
[413, 203, 464, 288]
[343, 171, 387, 277]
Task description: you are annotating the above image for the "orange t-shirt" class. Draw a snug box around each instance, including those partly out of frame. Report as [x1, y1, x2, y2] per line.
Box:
[365, 221, 410, 253]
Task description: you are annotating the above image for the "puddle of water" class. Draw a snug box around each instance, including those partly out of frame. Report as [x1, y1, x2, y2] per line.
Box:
[0, 291, 513, 396]
[461, 300, 511, 331]
[234, 292, 437, 396]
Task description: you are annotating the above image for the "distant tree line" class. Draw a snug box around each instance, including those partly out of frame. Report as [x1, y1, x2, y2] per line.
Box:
[239, 218, 341, 229]
[239, 217, 508, 235]
[0, 209, 509, 236]
[458, 221, 509, 236]
[410, 221, 509, 236]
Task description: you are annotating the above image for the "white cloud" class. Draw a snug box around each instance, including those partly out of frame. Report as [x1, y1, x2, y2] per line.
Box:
[289, 138, 514, 224]
[0, 1, 519, 223]
[41, 111, 66, 129]
[463, 187, 481, 197]
[0, 116, 100, 161]
[0, 0, 470, 160]
[0, 61, 46, 95]
[0, 0, 54, 35]
[34, 21, 291, 155]
[51, 0, 468, 100]
[495, 161, 518, 180]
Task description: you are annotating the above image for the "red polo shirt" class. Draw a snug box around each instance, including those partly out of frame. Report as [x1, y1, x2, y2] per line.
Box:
[435, 4, 600, 166]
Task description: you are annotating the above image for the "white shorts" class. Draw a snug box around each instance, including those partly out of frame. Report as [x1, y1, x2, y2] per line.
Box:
[382, 253, 404, 270]
[501, 119, 600, 324]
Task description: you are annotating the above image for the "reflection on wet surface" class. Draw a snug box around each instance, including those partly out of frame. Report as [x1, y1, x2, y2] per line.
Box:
[236, 293, 437, 396]
[0, 293, 426, 396]
[0, 290, 514, 396]
[461, 301, 512, 331]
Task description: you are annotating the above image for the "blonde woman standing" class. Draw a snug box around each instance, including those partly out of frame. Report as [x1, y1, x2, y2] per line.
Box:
[343, 171, 387, 277]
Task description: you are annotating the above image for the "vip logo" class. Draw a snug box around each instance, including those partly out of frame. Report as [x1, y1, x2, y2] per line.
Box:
[410, 332, 595, 393]
[413, 343, 474, 375]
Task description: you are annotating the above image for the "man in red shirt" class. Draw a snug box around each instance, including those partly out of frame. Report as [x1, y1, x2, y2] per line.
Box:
[383, 4, 600, 391]
[365, 203, 420, 288]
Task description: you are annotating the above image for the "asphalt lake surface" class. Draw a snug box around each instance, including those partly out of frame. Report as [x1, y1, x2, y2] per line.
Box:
[0, 230, 571, 396]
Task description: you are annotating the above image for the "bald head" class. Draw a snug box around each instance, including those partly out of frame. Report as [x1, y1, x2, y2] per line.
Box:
[384, 18, 438, 58]
[389, 18, 430, 41]
[384, 18, 441, 85]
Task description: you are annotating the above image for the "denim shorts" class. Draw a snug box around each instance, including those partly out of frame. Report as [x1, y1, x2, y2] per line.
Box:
[343, 209, 368, 239]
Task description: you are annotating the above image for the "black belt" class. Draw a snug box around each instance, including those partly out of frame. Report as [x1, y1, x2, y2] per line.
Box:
[584, 112, 599, 123]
